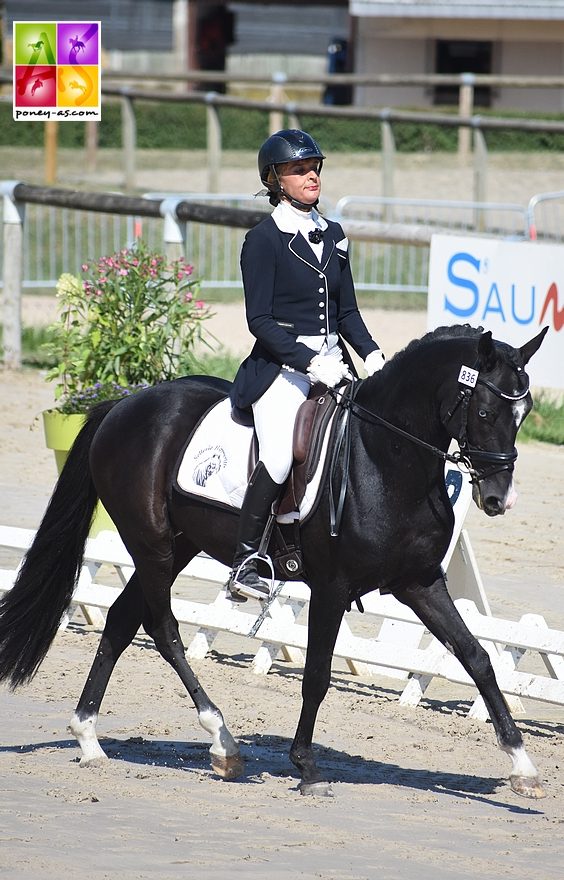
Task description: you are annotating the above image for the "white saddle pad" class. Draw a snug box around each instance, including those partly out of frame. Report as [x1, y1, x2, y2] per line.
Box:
[175, 398, 473, 544]
[175, 397, 332, 522]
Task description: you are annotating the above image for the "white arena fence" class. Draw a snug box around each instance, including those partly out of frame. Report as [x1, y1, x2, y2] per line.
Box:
[1, 523, 563, 723]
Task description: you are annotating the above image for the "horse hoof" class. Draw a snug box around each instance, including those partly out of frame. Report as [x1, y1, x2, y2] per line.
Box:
[299, 780, 334, 797]
[211, 752, 245, 780]
[510, 775, 546, 799]
[78, 754, 108, 769]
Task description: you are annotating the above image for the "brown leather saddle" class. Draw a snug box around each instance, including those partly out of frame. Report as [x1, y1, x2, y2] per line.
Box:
[242, 382, 346, 581]
[246, 382, 339, 515]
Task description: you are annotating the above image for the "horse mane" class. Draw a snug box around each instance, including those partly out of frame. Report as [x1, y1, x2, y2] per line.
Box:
[387, 323, 484, 370]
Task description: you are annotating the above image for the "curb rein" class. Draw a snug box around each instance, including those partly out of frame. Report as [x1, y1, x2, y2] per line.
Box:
[327, 366, 530, 537]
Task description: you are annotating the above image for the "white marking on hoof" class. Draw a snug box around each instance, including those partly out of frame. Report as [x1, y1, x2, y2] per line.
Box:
[198, 708, 242, 778]
[501, 743, 538, 779]
[299, 780, 334, 797]
[501, 744, 545, 798]
[69, 712, 108, 765]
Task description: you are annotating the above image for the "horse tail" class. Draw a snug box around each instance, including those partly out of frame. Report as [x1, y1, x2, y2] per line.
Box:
[0, 400, 117, 689]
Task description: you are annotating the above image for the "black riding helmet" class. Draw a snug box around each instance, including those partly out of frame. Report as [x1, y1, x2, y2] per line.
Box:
[258, 129, 325, 208]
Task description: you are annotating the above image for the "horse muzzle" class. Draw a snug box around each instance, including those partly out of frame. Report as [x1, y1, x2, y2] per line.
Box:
[472, 477, 518, 517]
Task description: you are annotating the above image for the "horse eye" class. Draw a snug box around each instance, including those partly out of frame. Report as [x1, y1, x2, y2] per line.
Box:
[478, 409, 488, 418]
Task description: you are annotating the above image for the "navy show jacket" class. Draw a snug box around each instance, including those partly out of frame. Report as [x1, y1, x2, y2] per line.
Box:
[230, 211, 379, 411]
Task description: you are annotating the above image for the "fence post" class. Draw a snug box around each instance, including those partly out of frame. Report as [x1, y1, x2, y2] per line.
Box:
[473, 124, 488, 231]
[44, 120, 58, 185]
[381, 113, 395, 220]
[160, 197, 187, 261]
[85, 120, 98, 172]
[458, 73, 475, 162]
[206, 96, 222, 193]
[288, 110, 301, 130]
[269, 72, 287, 134]
[1, 182, 25, 370]
[121, 92, 137, 191]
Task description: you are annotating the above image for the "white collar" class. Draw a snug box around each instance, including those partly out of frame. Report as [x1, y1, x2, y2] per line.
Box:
[271, 200, 328, 235]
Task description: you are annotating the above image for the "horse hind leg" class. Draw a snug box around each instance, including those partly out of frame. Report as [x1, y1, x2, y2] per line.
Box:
[138, 551, 244, 780]
[70, 573, 145, 766]
[395, 576, 545, 799]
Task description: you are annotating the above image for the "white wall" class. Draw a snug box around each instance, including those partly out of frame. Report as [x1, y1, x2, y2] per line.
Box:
[354, 16, 564, 112]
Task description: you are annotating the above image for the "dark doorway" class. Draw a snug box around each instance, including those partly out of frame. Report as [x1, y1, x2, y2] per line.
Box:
[434, 40, 493, 107]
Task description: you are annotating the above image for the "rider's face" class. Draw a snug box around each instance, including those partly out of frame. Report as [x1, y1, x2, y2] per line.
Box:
[278, 159, 321, 206]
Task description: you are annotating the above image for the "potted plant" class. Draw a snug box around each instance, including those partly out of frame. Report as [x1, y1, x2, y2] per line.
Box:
[42, 241, 211, 533]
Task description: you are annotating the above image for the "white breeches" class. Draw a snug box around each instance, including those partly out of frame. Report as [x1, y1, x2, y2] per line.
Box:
[252, 334, 342, 484]
[252, 369, 310, 484]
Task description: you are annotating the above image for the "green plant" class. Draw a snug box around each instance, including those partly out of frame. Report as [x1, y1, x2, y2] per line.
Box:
[43, 241, 211, 413]
[520, 394, 564, 445]
[191, 350, 241, 381]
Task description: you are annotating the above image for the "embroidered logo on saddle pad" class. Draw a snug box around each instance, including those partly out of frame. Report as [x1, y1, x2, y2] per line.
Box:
[174, 396, 338, 523]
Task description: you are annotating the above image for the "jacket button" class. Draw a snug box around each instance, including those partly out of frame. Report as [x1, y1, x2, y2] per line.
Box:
[318, 301, 324, 307]
[319, 314, 324, 320]
[318, 287, 324, 293]
[318, 273, 323, 279]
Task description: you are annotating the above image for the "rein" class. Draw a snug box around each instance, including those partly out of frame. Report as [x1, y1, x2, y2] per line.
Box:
[332, 383, 474, 471]
[328, 364, 530, 501]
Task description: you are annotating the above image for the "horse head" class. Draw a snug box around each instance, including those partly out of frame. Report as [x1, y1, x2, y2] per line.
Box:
[452, 326, 547, 516]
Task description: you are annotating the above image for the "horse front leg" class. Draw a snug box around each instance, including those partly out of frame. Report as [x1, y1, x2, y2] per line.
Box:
[395, 575, 545, 799]
[290, 583, 348, 797]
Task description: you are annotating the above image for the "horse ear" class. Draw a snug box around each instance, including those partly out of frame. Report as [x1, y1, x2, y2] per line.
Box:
[477, 330, 496, 371]
[519, 326, 549, 365]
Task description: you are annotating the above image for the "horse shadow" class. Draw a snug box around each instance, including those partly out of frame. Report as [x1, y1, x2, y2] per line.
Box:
[0, 732, 544, 815]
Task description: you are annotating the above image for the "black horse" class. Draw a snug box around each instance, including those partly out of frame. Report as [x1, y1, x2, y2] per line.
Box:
[0, 325, 548, 797]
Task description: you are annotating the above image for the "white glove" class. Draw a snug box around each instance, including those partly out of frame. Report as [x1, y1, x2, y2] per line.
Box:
[307, 354, 349, 388]
[364, 349, 386, 376]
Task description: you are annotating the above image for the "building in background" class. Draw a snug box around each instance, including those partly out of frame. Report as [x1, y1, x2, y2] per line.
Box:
[351, 1, 564, 111]
[3, 1, 564, 111]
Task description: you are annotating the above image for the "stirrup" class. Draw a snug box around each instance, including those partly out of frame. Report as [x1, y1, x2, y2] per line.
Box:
[226, 553, 274, 602]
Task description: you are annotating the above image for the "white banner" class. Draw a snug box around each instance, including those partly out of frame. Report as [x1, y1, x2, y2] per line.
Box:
[427, 235, 564, 389]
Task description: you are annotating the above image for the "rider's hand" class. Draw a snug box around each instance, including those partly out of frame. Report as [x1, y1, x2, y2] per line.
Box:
[307, 354, 349, 388]
[364, 349, 386, 376]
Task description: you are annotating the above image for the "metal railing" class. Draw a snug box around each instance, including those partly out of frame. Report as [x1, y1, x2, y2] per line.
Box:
[2, 180, 559, 368]
[527, 191, 564, 242]
[1, 186, 531, 292]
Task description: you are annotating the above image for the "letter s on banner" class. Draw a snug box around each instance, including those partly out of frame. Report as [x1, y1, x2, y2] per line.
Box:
[445, 252, 480, 317]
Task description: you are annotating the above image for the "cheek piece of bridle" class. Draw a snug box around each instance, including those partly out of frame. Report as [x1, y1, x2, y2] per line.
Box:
[442, 365, 529, 481]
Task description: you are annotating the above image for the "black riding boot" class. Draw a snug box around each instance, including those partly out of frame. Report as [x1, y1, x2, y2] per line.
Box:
[227, 462, 282, 601]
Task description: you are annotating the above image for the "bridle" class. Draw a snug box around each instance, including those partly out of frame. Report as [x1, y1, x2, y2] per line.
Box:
[330, 364, 530, 487]
[441, 368, 529, 479]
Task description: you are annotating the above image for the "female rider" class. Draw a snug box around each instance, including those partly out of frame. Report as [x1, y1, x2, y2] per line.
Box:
[227, 129, 385, 601]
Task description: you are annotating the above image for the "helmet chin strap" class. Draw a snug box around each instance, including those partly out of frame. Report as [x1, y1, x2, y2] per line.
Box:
[281, 191, 319, 211]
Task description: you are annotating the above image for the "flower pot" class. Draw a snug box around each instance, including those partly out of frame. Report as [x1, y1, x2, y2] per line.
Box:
[42, 409, 116, 536]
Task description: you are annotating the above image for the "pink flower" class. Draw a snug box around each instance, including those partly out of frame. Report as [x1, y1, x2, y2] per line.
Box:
[81, 263, 89, 272]
[195, 300, 205, 309]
